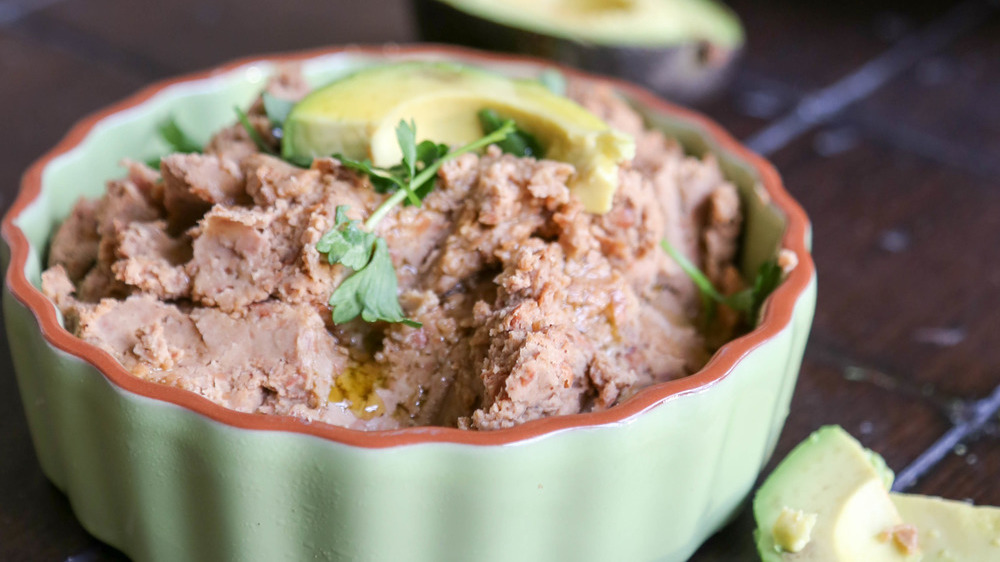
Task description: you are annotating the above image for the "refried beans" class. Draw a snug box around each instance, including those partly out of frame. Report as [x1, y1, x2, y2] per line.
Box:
[41, 71, 744, 430]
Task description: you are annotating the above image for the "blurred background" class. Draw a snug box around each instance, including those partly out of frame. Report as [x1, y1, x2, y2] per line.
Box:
[1, 0, 998, 560]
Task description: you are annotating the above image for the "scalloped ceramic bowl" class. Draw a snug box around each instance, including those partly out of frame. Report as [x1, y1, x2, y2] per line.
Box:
[2, 45, 815, 562]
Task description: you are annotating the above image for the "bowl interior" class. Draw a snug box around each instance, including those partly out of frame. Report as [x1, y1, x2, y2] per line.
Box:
[15, 50, 787, 300]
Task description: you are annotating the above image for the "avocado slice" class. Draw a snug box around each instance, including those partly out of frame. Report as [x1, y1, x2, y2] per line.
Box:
[282, 62, 635, 213]
[756, 426, 1000, 561]
[890, 493, 1000, 561]
[753, 426, 913, 561]
[414, 0, 744, 103]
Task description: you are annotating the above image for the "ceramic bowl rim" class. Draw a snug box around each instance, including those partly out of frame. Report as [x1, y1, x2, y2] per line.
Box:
[1, 44, 815, 448]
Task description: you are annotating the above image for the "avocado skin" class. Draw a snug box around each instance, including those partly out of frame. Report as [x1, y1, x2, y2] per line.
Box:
[414, 0, 742, 105]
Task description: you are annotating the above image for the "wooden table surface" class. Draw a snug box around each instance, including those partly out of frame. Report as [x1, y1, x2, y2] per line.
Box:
[1, 0, 998, 560]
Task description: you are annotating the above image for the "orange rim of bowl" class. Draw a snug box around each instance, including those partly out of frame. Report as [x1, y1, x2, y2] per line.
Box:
[1, 44, 814, 448]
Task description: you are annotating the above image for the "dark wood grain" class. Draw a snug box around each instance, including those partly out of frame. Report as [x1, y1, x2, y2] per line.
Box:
[0, 29, 146, 560]
[689, 70, 801, 142]
[853, 17, 1000, 164]
[725, 0, 960, 90]
[769, 129, 1000, 399]
[28, 0, 416, 76]
[0, 30, 145, 212]
[693, 351, 954, 559]
[0, 1, 998, 561]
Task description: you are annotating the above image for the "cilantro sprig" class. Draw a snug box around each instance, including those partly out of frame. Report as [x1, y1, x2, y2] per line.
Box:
[318, 206, 418, 327]
[660, 238, 782, 326]
[478, 109, 544, 158]
[146, 117, 202, 167]
[235, 106, 274, 155]
[235, 92, 315, 167]
[317, 118, 517, 327]
[333, 121, 449, 206]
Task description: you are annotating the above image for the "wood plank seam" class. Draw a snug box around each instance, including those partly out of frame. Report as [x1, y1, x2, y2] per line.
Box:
[0, 0, 69, 26]
[845, 108, 1000, 181]
[804, 336, 968, 415]
[741, 0, 996, 156]
[893, 383, 1000, 491]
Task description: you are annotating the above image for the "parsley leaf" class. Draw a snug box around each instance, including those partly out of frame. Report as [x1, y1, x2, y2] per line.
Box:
[660, 238, 783, 326]
[411, 140, 449, 200]
[146, 116, 201, 167]
[477, 109, 544, 158]
[316, 206, 377, 270]
[335, 154, 407, 194]
[361, 118, 517, 229]
[158, 118, 202, 153]
[318, 118, 518, 327]
[235, 106, 275, 155]
[329, 237, 421, 328]
[745, 260, 783, 323]
[257, 93, 314, 168]
[398, 118, 419, 179]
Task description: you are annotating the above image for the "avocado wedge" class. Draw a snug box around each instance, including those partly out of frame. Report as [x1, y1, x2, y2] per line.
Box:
[891, 493, 1000, 561]
[414, 0, 744, 104]
[754, 426, 910, 561]
[755, 425, 1000, 561]
[282, 62, 635, 213]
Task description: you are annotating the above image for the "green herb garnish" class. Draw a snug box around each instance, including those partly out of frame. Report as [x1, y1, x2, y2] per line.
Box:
[319, 206, 418, 327]
[146, 117, 202, 167]
[660, 238, 782, 326]
[477, 109, 544, 158]
[333, 120, 449, 206]
[318, 118, 517, 326]
[235, 106, 275, 155]
[255, 93, 314, 168]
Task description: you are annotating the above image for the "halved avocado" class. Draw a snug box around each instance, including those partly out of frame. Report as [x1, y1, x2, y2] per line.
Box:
[282, 62, 635, 213]
[753, 426, 913, 561]
[414, 0, 744, 104]
[756, 425, 1000, 561]
[891, 493, 1000, 561]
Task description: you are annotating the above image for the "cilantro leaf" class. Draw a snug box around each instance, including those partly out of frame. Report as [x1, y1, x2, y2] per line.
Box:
[392, 120, 424, 206]
[333, 154, 407, 194]
[316, 206, 377, 270]
[411, 140, 449, 200]
[747, 260, 783, 324]
[660, 238, 783, 327]
[361, 118, 517, 230]
[235, 106, 275, 155]
[146, 116, 201, 167]
[328, 237, 421, 328]
[259, 93, 315, 168]
[318, 117, 518, 328]
[319, 206, 419, 326]
[390, 120, 452, 203]
[397, 119, 419, 180]
[158, 118, 202, 153]
[477, 109, 544, 158]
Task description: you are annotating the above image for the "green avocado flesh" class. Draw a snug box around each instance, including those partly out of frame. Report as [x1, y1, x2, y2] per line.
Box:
[754, 426, 907, 561]
[755, 425, 1000, 561]
[282, 62, 635, 213]
[435, 0, 744, 48]
[891, 494, 1000, 561]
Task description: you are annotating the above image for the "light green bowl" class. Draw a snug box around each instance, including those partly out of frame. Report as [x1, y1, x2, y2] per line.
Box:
[1, 46, 815, 562]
